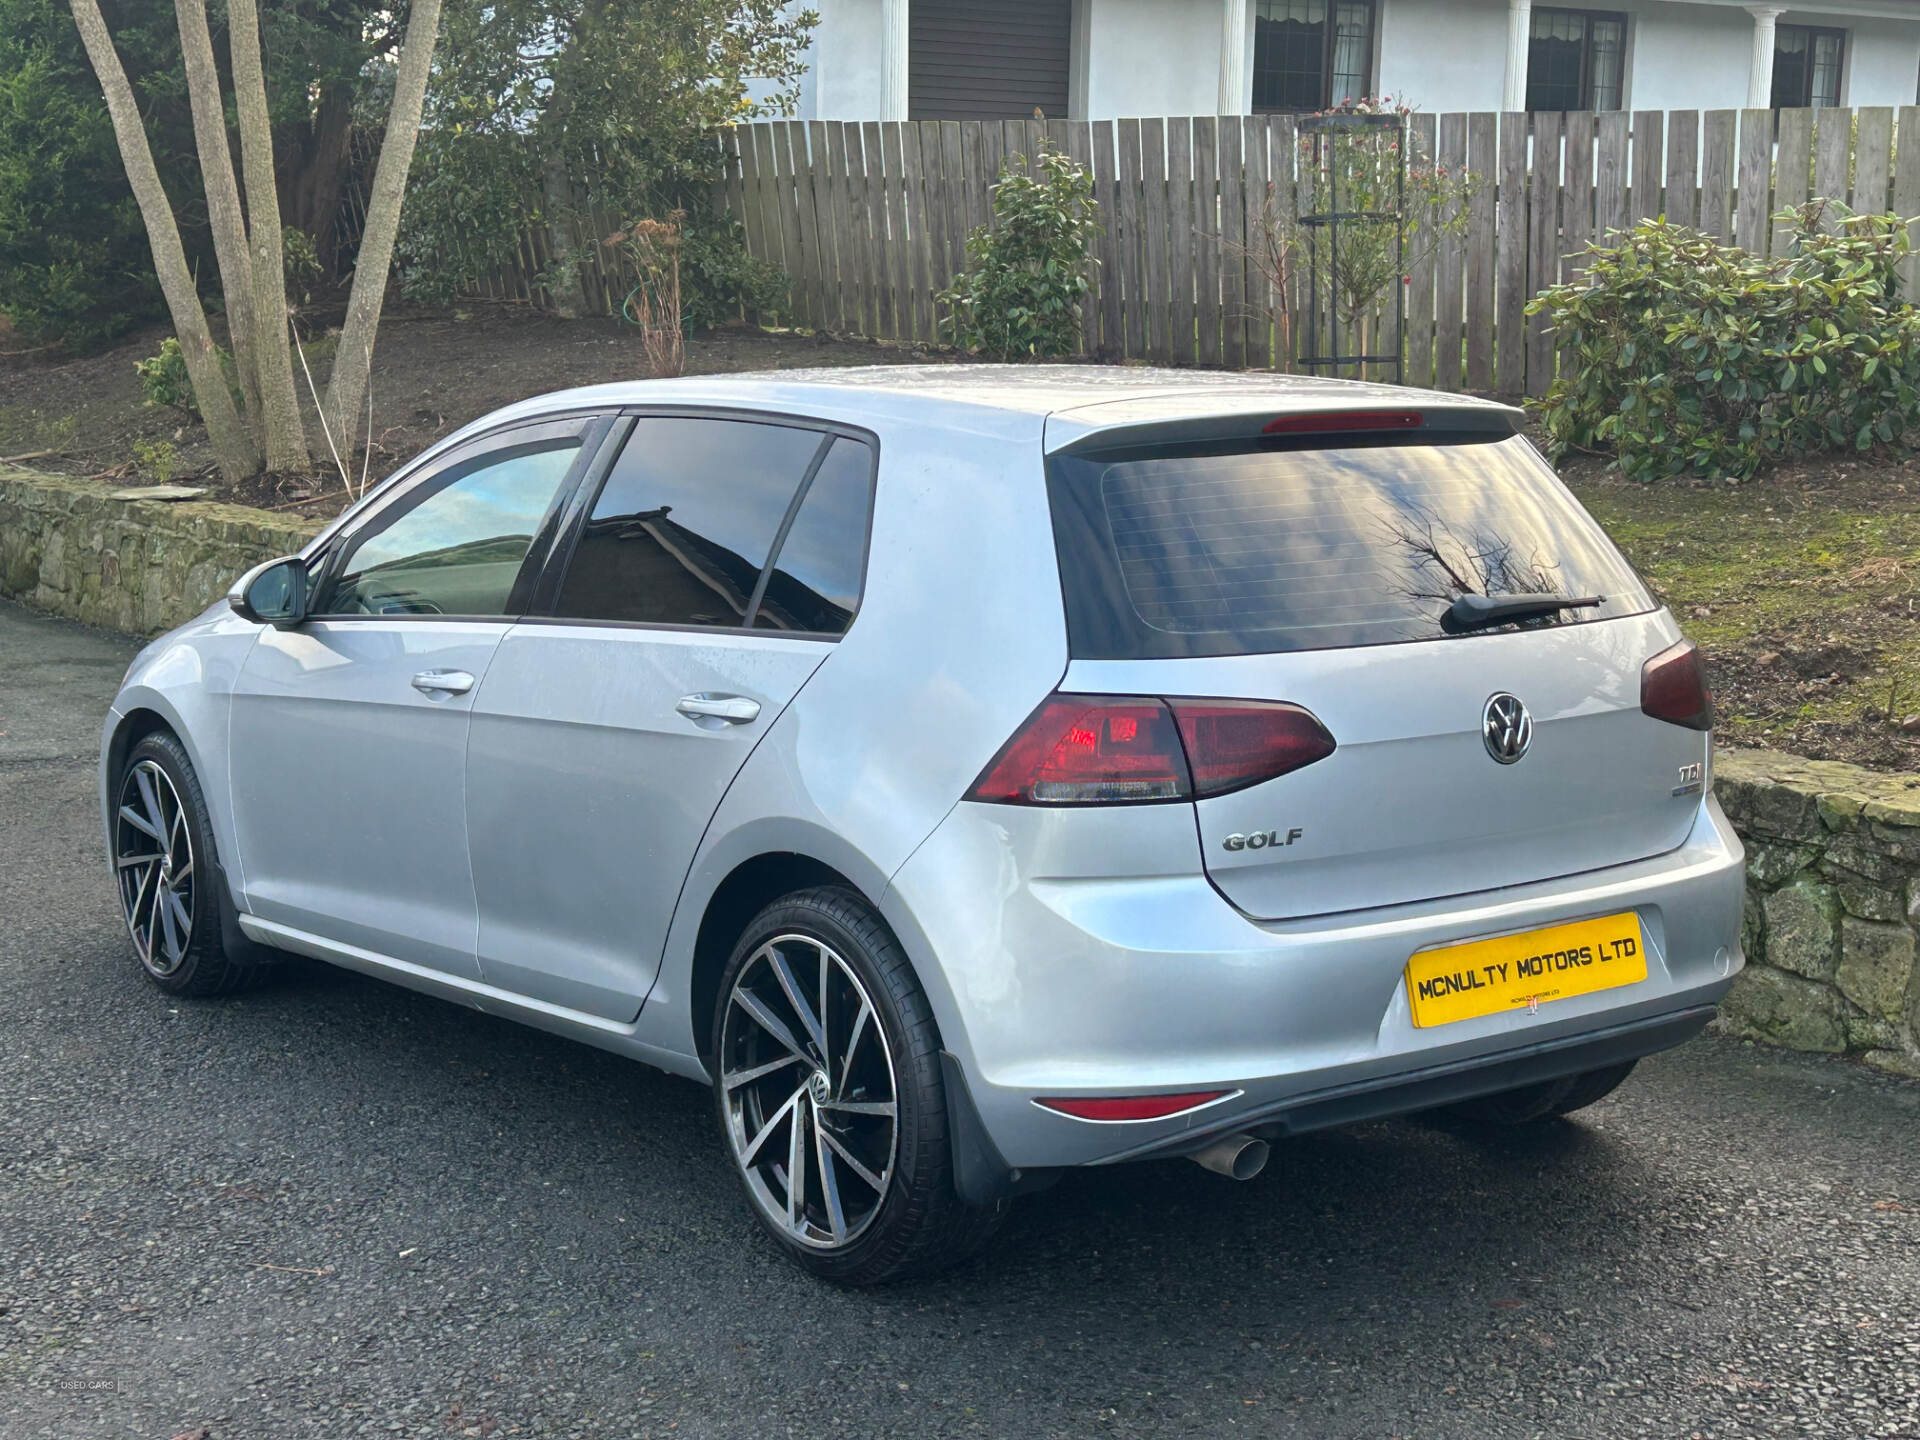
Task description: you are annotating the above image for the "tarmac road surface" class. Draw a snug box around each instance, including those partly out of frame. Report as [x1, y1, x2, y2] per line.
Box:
[3, 598, 1917, 1439]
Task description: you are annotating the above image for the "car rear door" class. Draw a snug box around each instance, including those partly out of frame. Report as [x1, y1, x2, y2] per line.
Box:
[1046, 418, 1712, 920]
[463, 414, 877, 1021]
[228, 417, 606, 976]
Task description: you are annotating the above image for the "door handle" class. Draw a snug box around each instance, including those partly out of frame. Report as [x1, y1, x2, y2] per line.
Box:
[676, 693, 761, 725]
[411, 669, 475, 696]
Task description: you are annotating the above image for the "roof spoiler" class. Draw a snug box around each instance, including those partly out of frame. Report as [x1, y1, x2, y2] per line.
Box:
[1043, 397, 1528, 457]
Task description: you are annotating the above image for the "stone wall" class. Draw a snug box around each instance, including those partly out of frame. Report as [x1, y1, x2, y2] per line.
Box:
[1713, 749, 1920, 1077]
[0, 467, 322, 636]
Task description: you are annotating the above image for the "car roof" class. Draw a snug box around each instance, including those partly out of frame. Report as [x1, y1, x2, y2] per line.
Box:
[309, 364, 1528, 555]
[472, 363, 1524, 445]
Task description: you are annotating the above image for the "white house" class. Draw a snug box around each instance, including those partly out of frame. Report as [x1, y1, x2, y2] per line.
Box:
[786, 0, 1920, 121]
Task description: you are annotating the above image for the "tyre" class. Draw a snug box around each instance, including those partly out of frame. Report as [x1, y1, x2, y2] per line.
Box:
[710, 886, 1003, 1285]
[1445, 1060, 1638, 1125]
[113, 731, 270, 997]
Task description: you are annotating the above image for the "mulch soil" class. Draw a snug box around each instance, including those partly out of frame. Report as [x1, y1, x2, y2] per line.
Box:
[0, 305, 951, 513]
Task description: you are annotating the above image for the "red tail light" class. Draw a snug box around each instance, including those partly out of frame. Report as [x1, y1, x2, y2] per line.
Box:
[967, 695, 1189, 804]
[1641, 639, 1714, 731]
[1170, 700, 1337, 799]
[1035, 1090, 1231, 1121]
[967, 694, 1336, 806]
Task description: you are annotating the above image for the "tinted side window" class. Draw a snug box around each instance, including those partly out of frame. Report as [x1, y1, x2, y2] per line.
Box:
[324, 439, 581, 617]
[753, 437, 875, 635]
[556, 417, 825, 628]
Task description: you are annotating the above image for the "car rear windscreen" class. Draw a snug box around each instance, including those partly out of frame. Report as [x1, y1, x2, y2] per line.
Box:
[1046, 432, 1654, 660]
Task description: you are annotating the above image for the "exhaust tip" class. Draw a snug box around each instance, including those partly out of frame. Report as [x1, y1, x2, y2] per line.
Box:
[1191, 1133, 1269, 1181]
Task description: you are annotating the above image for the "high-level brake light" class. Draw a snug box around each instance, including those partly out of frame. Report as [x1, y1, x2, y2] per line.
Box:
[1261, 410, 1423, 435]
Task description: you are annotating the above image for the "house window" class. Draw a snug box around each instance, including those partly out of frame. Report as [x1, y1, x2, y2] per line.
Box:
[1252, 0, 1375, 113]
[1525, 8, 1627, 112]
[1772, 25, 1845, 109]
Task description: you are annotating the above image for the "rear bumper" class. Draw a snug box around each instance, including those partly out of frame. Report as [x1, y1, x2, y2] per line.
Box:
[882, 794, 1744, 1177]
[1090, 1002, 1717, 1163]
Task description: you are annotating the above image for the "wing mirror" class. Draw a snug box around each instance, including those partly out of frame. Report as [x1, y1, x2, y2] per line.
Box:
[228, 555, 310, 627]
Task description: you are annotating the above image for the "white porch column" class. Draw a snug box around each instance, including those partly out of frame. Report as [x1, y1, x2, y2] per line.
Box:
[1218, 0, 1248, 115]
[1746, 5, 1783, 108]
[1501, 0, 1533, 112]
[882, 0, 910, 122]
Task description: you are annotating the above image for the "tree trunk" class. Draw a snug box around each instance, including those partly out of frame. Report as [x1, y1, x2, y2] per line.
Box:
[321, 0, 443, 458]
[68, 0, 260, 483]
[280, 84, 355, 277]
[173, 0, 262, 438]
[226, 0, 309, 472]
[536, 81, 587, 320]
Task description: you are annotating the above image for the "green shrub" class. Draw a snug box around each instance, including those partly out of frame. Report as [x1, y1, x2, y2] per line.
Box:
[0, 0, 186, 350]
[939, 144, 1099, 360]
[679, 218, 787, 331]
[134, 338, 195, 412]
[135, 336, 241, 417]
[283, 228, 323, 303]
[1529, 203, 1920, 482]
[131, 436, 179, 483]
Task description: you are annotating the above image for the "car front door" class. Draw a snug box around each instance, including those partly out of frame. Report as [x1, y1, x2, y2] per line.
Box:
[464, 414, 877, 1021]
[227, 417, 607, 978]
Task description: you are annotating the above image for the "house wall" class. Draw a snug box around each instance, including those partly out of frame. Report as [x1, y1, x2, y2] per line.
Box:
[1374, 0, 1509, 111]
[1081, 0, 1223, 118]
[1844, 12, 1920, 107]
[1624, 1, 1755, 111]
[785, 0, 1919, 121]
[788, 0, 886, 120]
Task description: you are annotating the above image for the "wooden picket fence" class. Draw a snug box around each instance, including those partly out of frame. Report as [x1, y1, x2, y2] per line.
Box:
[720, 108, 1920, 397]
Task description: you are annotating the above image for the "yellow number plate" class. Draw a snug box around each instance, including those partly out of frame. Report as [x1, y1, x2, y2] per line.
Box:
[1405, 912, 1647, 1028]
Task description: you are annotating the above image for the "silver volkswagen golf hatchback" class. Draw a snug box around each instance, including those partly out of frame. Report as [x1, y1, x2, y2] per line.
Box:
[102, 367, 1745, 1284]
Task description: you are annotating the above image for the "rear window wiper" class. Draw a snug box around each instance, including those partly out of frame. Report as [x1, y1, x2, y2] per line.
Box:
[1444, 592, 1604, 632]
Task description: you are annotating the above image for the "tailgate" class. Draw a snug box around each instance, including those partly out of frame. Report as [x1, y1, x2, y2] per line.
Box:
[1066, 612, 1707, 919]
[1042, 415, 1710, 920]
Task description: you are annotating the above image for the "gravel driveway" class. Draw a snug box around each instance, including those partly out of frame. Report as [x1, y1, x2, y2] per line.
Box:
[3, 598, 1917, 1440]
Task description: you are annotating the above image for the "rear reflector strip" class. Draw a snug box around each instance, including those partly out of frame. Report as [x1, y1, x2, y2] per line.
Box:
[1035, 1091, 1233, 1122]
[1261, 410, 1423, 435]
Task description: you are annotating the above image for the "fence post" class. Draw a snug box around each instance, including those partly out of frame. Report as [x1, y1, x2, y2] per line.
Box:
[1242, 116, 1272, 369]
[1700, 110, 1737, 244]
[1525, 110, 1562, 397]
[1895, 109, 1920, 295]
[1460, 112, 1492, 393]
[1734, 109, 1771, 253]
[1774, 109, 1813, 254]
[1855, 108, 1894, 215]
[1267, 115, 1299, 373]
[1494, 113, 1528, 397]
[1814, 108, 1851, 207]
[1092, 119, 1124, 360]
[1663, 110, 1699, 229]
[1116, 119, 1146, 360]
[1167, 117, 1195, 365]
[1218, 119, 1246, 369]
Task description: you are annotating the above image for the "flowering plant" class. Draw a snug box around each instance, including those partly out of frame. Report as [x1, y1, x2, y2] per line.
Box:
[1245, 96, 1473, 372]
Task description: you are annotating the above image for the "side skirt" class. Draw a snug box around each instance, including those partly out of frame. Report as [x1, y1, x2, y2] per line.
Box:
[237, 915, 709, 1082]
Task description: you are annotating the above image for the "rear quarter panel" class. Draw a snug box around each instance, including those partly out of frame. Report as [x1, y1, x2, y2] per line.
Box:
[635, 407, 1073, 1064]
